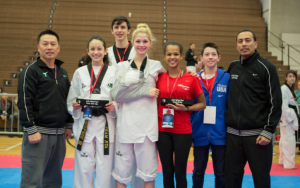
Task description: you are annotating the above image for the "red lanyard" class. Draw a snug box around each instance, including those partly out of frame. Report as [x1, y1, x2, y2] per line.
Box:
[90, 64, 104, 94]
[1, 100, 6, 110]
[167, 69, 181, 98]
[54, 64, 57, 80]
[203, 71, 217, 104]
[116, 42, 130, 62]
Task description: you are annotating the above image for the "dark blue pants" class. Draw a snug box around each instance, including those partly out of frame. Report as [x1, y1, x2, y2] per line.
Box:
[193, 144, 226, 188]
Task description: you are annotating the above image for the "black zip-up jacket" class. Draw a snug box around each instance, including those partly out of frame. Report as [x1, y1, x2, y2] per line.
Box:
[17, 58, 74, 135]
[224, 51, 282, 140]
[185, 49, 196, 66]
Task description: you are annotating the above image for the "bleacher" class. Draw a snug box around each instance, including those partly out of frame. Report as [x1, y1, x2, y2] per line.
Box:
[0, 0, 288, 96]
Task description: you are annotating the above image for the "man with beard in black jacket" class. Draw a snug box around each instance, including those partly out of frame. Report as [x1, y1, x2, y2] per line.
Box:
[18, 29, 74, 188]
[224, 30, 282, 188]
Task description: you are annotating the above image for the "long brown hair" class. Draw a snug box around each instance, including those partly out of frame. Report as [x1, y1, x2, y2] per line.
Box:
[285, 70, 297, 94]
[83, 36, 110, 66]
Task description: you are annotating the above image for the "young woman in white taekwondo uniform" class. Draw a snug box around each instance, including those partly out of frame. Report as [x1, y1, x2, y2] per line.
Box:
[67, 36, 117, 188]
[280, 70, 299, 169]
[107, 16, 143, 188]
[111, 23, 165, 188]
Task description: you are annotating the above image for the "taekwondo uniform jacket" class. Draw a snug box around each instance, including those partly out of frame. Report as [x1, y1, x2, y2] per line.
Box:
[281, 84, 299, 131]
[67, 64, 117, 144]
[111, 58, 165, 143]
[107, 45, 136, 66]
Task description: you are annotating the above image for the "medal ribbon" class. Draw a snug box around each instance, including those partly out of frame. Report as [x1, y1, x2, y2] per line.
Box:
[204, 70, 217, 105]
[116, 42, 130, 62]
[167, 69, 181, 98]
[54, 64, 57, 80]
[90, 64, 105, 94]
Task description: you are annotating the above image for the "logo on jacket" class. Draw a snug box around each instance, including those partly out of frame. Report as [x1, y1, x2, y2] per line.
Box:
[116, 151, 122, 156]
[178, 84, 190, 91]
[218, 95, 224, 97]
[107, 83, 113, 88]
[82, 83, 86, 89]
[80, 153, 88, 157]
[253, 73, 257, 76]
[231, 75, 238, 79]
[217, 84, 227, 93]
[42, 72, 49, 77]
[63, 75, 67, 77]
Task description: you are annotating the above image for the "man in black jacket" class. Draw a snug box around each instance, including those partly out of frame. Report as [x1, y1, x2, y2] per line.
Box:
[18, 29, 74, 188]
[185, 43, 197, 72]
[224, 30, 282, 188]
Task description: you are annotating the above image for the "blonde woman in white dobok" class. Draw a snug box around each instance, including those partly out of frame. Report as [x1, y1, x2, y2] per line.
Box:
[111, 23, 165, 188]
[108, 16, 143, 188]
[280, 70, 299, 169]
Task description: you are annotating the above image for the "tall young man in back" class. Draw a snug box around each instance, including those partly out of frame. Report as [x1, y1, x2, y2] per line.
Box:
[108, 15, 136, 66]
[108, 15, 143, 188]
[18, 29, 73, 188]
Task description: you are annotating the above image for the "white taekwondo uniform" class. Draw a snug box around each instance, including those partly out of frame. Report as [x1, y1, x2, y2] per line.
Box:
[67, 64, 117, 188]
[111, 57, 165, 184]
[107, 43, 144, 188]
[279, 84, 299, 169]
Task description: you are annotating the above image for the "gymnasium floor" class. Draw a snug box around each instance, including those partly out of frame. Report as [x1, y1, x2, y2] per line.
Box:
[0, 135, 299, 188]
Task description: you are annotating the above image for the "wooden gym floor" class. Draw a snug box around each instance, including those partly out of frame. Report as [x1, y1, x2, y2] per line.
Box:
[0, 135, 300, 164]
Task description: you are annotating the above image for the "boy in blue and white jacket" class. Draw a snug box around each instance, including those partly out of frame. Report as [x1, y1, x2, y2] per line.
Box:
[190, 43, 230, 188]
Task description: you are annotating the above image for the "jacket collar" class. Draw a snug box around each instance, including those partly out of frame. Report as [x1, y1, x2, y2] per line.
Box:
[36, 57, 64, 68]
[112, 41, 133, 63]
[240, 50, 260, 65]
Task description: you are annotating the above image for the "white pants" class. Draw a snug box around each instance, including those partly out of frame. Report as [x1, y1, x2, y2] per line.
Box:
[73, 138, 114, 188]
[279, 124, 296, 169]
[112, 137, 158, 185]
[186, 66, 196, 72]
[110, 146, 144, 188]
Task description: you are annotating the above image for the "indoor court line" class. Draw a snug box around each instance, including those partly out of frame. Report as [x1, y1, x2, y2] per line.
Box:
[0, 142, 22, 151]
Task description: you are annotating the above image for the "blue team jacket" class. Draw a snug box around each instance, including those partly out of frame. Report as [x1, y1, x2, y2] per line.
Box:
[190, 68, 230, 146]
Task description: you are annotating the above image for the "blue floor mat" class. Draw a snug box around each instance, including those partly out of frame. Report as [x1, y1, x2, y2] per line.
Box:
[0, 168, 299, 188]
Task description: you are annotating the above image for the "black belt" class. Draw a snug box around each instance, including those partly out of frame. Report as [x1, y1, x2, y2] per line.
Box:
[288, 104, 300, 125]
[76, 108, 109, 155]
